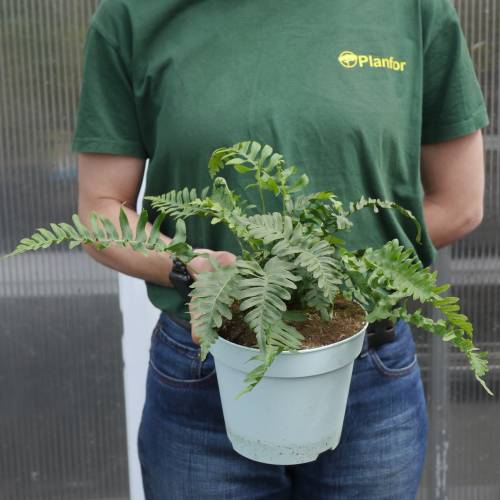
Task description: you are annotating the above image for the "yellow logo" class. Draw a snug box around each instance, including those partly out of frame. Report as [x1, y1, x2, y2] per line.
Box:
[338, 51, 358, 69]
[338, 50, 407, 72]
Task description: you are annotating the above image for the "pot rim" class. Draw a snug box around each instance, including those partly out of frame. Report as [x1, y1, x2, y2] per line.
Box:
[214, 320, 369, 355]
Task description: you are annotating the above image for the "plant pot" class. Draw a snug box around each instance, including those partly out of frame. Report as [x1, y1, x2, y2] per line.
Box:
[209, 322, 368, 465]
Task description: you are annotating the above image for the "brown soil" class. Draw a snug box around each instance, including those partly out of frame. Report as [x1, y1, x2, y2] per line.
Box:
[218, 297, 366, 350]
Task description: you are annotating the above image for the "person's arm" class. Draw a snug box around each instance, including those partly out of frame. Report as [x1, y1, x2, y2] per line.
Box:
[78, 152, 176, 287]
[421, 129, 485, 249]
[78, 152, 236, 343]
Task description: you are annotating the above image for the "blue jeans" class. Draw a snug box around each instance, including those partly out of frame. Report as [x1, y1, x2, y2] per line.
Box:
[138, 312, 428, 499]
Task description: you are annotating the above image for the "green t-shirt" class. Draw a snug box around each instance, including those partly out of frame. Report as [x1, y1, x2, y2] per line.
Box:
[72, 0, 489, 320]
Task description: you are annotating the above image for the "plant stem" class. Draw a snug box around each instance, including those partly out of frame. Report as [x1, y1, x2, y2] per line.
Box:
[281, 184, 287, 218]
[259, 188, 266, 213]
[256, 169, 266, 213]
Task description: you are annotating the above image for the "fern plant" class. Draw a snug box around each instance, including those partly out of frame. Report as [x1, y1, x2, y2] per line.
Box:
[2, 141, 492, 397]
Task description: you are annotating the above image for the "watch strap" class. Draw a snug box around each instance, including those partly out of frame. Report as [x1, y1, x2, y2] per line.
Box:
[169, 258, 194, 301]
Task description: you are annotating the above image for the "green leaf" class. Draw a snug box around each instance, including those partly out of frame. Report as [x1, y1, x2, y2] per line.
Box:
[36, 227, 57, 242]
[58, 222, 80, 240]
[119, 206, 133, 241]
[233, 164, 253, 173]
[68, 240, 81, 250]
[476, 376, 494, 396]
[72, 214, 92, 240]
[434, 284, 451, 295]
[259, 144, 273, 165]
[90, 212, 106, 240]
[98, 216, 120, 241]
[171, 219, 186, 245]
[248, 141, 260, 161]
[288, 174, 309, 193]
[265, 176, 280, 195]
[135, 209, 149, 243]
[50, 223, 67, 240]
[147, 212, 167, 248]
[268, 152, 283, 169]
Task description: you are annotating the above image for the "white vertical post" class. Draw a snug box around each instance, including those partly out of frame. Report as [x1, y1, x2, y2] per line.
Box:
[119, 160, 160, 500]
[119, 273, 157, 500]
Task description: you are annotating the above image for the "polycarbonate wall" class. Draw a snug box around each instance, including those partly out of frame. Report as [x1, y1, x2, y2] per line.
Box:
[0, 1, 129, 499]
[417, 1, 500, 498]
[0, 1, 498, 499]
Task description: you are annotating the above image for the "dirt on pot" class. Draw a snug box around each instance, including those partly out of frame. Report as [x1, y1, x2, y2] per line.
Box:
[218, 297, 366, 349]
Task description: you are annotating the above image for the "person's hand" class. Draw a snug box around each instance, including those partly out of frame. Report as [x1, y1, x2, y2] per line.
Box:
[186, 248, 237, 345]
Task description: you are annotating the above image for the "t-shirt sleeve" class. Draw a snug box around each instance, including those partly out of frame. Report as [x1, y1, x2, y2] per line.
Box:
[421, 0, 489, 144]
[71, 23, 148, 158]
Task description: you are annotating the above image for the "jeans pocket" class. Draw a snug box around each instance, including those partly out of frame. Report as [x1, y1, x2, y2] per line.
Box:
[368, 320, 418, 378]
[148, 317, 216, 387]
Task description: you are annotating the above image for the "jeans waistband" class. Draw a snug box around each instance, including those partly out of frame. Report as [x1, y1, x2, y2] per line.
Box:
[165, 313, 191, 331]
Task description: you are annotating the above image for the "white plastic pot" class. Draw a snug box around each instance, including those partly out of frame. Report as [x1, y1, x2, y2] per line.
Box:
[209, 322, 368, 465]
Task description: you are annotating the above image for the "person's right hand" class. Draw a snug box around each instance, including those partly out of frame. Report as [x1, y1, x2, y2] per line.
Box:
[185, 248, 237, 345]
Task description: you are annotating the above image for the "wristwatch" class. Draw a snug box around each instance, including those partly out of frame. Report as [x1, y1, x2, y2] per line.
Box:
[168, 257, 194, 301]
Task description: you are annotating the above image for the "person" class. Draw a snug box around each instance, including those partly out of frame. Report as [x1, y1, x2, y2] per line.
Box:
[72, 0, 488, 498]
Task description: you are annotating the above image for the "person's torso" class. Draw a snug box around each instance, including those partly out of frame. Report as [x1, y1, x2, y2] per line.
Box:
[92, 0, 435, 317]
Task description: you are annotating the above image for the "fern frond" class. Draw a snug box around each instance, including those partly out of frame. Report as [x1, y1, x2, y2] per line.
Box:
[209, 141, 284, 178]
[236, 257, 301, 351]
[348, 241, 492, 394]
[208, 177, 254, 245]
[1, 209, 189, 259]
[292, 240, 342, 301]
[236, 346, 282, 398]
[245, 213, 342, 302]
[237, 319, 304, 397]
[267, 318, 304, 350]
[144, 187, 208, 219]
[246, 212, 294, 245]
[395, 307, 492, 396]
[2, 214, 96, 257]
[362, 240, 439, 302]
[292, 191, 349, 233]
[273, 231, 342, 302]
[344, 196, 422, 243]
[146, 180, 255, 251]
[301, 285, 334, 320]
[270, 221, 317, 255]
[189, 261, 240, 359]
